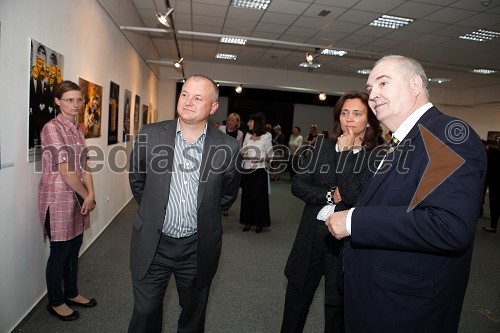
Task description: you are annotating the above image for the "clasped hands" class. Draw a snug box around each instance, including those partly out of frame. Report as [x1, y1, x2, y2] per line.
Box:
[325, 210, 350, 240]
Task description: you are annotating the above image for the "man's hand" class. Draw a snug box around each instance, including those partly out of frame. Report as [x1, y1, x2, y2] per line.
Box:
[325, 210, 349, 240]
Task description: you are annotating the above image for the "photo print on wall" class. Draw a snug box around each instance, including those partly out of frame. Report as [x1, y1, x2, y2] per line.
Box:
[133, 95, 140, 138]
[79, 78, 103, 139]
[123, 89, 132, 142]
[108, 81, 119, 145]
[29, 39, 64, 162]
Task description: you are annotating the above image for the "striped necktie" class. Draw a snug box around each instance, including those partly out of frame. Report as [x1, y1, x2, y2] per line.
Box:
[386, 136, 400, 154]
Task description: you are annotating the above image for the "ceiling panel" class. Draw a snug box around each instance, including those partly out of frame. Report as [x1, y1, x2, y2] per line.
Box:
[125, 0, 500, 90]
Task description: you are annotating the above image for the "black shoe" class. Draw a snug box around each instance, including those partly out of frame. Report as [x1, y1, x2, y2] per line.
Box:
[243, 224, 251, 232]
[65, 298, 98, 308]
[222, 211, 228, 216]
[255, 227, 262, 233]
[47, 305, 80, 321]
[482, 227, 497, 233]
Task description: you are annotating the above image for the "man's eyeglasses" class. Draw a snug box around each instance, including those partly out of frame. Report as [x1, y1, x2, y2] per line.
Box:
[60, 98, 85, 104]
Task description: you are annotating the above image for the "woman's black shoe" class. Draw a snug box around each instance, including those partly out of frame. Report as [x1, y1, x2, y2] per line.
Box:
[65, 298, 98, 308]
[243, 224, 251, 232]
[47, 305, 80, 321]
[255, 227, 262, 233]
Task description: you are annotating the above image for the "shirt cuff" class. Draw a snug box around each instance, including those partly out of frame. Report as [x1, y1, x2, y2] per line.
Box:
[346, 208, 354, 235]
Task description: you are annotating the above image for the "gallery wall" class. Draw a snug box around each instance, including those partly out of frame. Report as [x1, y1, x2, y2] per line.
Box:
[0, 0, 162, 331]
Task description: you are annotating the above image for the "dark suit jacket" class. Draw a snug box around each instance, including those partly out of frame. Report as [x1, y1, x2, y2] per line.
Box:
[344, 107, 487, 332]
[129, 120, 241, 288]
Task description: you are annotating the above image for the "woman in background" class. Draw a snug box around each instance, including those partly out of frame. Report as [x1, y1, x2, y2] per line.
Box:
[38, 80, 97, 321]
[239, 112, 273, 233]
[219, 112, 244, 147]
[281, 91, 381, 332]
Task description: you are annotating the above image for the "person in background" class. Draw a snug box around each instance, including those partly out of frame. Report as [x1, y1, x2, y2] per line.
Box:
[271, 124, 286, 181]
[483, 139, 500, 233]
[128, 75, 241, 332]
[303, 123, 318, 146]
[38, 80, 97, 321]
[288, 126, 304, 179]
[326, 55, 487, 332]
[281, 91, 380, 333]
[219, 112, 244, 216]
[219, 112, 243, 147]
[240, 112, 273, 233]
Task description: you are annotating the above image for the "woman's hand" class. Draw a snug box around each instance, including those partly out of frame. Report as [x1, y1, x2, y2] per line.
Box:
[80, 193, 96, 216]
[333, 187, 342, 204]
[337, 128, 356, 151]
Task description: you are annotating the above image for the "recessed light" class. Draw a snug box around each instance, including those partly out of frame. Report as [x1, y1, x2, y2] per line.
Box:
[299, 62, 321, 68]
[356, 69, 371, 75]
[321, 49, 348, 57]
[470, 69, 497, 75]
[428, 78, 450, 84]
[459, 29, 500, 42]
[220, 37, 247, 45]
[230, 0, 272, 11]
[215, 53, 238, 60]
[370, 15, 413, 29]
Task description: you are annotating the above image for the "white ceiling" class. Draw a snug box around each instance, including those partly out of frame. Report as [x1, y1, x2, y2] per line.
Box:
[124, 0, 500, 90]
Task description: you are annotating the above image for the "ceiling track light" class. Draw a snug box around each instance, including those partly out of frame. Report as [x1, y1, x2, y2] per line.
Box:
[306, 48, 320, 64]
[235, 85, 243, 93]
[174, 57, 184, 68]
[156, 7, 174, 27]
[319, 92, 327, 101]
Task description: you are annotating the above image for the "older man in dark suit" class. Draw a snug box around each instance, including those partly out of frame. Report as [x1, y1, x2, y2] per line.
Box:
[128, 75, 241, 332]
[326, 55, 487, 332]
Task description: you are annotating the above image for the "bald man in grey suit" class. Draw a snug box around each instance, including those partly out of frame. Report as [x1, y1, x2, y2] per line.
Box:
[128, 75, 241, 332]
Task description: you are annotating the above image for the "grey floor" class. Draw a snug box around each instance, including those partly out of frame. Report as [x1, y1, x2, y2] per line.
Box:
[15, 178, 500, 332]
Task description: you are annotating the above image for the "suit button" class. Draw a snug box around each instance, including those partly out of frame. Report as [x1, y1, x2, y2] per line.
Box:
[157, 229, 161, 234]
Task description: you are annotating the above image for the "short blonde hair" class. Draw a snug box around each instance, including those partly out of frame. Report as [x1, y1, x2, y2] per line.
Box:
[227, 112, 241, 128]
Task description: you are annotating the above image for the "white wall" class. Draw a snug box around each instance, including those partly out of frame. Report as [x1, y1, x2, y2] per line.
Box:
[0, 0, 159, 331]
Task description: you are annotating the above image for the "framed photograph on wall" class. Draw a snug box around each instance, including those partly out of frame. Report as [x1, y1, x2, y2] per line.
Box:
[142, 104, 149, 130]
[123, 89, 132, 142]
[108, 81, 119, 145]
[28, 39, 64, 162]
[133, 95, 140, 138]
[79, 78, 103, 139]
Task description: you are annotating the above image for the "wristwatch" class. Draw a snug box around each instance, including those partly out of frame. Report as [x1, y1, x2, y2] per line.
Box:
[326, 187, 337, 205]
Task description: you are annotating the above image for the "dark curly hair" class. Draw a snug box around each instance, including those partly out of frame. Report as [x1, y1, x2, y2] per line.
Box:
[331, 91, 380, 150]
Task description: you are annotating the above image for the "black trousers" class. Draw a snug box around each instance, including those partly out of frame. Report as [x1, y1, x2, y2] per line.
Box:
[281, 222, 344, 333]
[128, 234, 211, 333]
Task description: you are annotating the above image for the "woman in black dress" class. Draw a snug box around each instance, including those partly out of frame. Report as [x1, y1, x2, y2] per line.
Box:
[281, 91, 381, 332]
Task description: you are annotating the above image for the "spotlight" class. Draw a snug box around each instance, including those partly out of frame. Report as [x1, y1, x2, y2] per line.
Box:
[174, 58, 184, 68]
[235, 85, 243, 93]
[319, 92, 327, 101]
[306, 48, 320, 64]
[156, 7, 174, 27]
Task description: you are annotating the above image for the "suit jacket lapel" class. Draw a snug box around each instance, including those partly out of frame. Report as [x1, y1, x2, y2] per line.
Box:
[197, 125, 220, 210]
[357, 107, 440, 206]
[162, 121, 176, 207]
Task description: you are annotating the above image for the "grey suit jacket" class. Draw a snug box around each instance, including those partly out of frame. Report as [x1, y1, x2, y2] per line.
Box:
[129, 119, 241, 288]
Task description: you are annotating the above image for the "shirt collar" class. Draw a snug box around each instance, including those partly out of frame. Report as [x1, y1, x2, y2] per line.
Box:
[393, 102, 433, 142]
[56, 113, 79, 131]
[175, 118, 207, 144]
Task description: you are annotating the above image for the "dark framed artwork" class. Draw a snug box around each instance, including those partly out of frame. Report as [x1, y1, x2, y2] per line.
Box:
[123, 89, 131, 142]
[79, 78, 103, 139]
[133, 95, 140, 138]
[108, 81, 119, 145]
[142, 104, 149, 130]
[28, 39, 64, 162]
